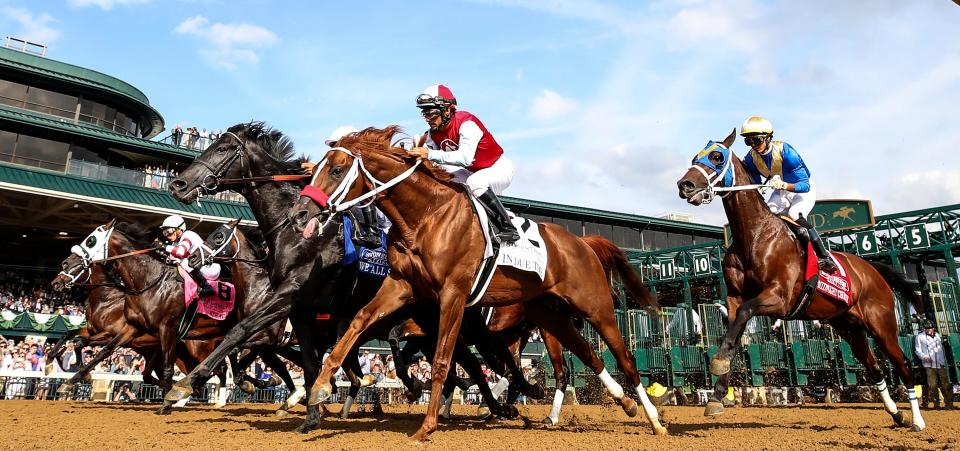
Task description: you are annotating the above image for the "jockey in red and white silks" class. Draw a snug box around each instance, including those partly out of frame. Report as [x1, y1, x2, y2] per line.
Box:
[407, 84, 519, 243]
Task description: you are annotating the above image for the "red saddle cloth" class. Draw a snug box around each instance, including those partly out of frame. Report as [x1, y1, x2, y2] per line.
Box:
[804, 242, 852, 306]
[179, 267, 236, 321]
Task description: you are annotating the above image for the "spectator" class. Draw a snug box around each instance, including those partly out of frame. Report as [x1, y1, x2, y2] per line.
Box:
[171, 124, 183, 147]
[915, 319, 953, 410]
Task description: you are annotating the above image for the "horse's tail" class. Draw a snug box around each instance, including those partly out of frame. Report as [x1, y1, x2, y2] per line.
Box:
[869, 261, 924, 316]
[581, 235, 659, 313]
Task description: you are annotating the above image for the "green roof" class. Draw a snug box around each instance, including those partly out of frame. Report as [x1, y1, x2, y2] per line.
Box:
[0, 47, 164, 138]
[502, 196, 723, 235]
[0, 104, 195, 160]
[0, 162, 254, 222]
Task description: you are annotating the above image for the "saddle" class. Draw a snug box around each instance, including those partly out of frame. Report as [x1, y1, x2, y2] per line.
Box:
[779, 216, 852, 319]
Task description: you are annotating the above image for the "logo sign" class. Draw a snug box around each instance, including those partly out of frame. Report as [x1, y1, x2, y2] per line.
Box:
[807, 199, 875, 233]
[903, 224, 930, 250]
[659, 260, 676, 280]
[692, 254, 711, 275]
[855, 231, 879, 255]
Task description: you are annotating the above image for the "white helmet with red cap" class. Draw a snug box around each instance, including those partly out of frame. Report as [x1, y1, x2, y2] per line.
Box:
[416, 84, 457, 110]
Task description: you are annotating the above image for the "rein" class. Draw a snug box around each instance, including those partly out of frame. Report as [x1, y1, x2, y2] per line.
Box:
[217, 174, 311, 185]
[90, 247, 156, 264]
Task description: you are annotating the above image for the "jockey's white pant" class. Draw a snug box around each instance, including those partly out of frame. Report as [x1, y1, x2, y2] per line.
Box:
[440, 156, 514, 196]
[179, 260, 221, 280]
[766, 181, 817, 221]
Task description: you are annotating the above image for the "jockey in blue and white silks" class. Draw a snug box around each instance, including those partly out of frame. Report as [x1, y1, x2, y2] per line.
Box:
[740, 116, 836, 273]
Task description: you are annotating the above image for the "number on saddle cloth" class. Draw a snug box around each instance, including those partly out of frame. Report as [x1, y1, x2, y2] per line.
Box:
[343, 216, 389, 278]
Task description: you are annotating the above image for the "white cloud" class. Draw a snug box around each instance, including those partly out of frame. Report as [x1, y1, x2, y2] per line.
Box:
[67, 0, 150, 10]
[530, 90, 578, 120]
[3, 8, 60, 44]
[174, 16, 279, 70]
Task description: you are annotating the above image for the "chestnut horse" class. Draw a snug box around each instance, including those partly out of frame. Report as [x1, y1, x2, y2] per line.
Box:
[289, 126, 664, 440]
[677, 130, 925, 431]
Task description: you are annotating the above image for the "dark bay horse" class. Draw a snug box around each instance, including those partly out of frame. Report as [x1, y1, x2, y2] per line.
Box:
[50, 252, 232, 404]
[289, 126, 665, 440]
[677, 130, 925, 431]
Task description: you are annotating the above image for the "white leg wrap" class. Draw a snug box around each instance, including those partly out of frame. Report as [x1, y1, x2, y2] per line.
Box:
[285, 386, 305, 409]
[174, 396, 190, 408]
[215, 387, 228, 408]
[874, 380, 897, 414]
[491, 377, 510, 398]
[907, 388, 925, 431]
[636, 384, 661, 422]
[547, 389, 564, 424]
[597, 369, 624, 399]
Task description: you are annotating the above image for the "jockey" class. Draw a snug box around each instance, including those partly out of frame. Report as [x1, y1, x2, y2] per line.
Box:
[406, 84, 520, 243]
[325, 126, 384, 248]
[159, 214, 219, 298]
[740, 116, 836, 273]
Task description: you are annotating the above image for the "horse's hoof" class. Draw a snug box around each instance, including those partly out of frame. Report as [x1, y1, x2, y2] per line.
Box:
[309, 385, 332, 406]
[267, 374, 283, 387]
[82, 373, 93, 383]
[276, 409, 288, 418]
[503, 405, 520, 419]
[239, 380, 256, 394]
[360, 374, 378, 387]
[911, 423, 925, 432]
[340, 410, 351, 420]
[542, 416, 559, 425]
[44, 362, 54, 376]
[709, 357, 731, 376]
[892, 411, 909, 428]
[704, 401, 725, 417]
[155, 404, 172, 416]
[405, 391, 420, 403]
[296, 421, 320, 434]
[163, 382, 192, 402]
[411, 429, 431, 443]
[57, 383, 73, 396]
[619, 396, 639, 418]
[652, 424, 669, 436]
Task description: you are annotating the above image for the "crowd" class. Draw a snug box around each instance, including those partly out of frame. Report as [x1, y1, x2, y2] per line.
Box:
[168, 124, 223, 151]
[0, 272, 84, 317]
[141, 166, 179, 190]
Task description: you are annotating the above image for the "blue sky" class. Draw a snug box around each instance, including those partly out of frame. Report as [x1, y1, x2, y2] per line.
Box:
[4, 0, 960, 225]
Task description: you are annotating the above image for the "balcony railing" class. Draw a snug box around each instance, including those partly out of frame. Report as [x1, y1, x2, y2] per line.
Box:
[66, 159, 246, 203]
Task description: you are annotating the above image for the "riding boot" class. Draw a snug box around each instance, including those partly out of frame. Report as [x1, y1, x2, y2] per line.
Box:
[357, 205, 382, 248]
[478, 189, 520, 244]
[190, 267, 216, 298]
[796, 216, 836, 273]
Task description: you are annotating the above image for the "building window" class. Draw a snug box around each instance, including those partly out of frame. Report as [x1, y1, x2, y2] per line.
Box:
[0, 80, 28, 107]
[6, 133, 69, 171]
[25, 86, 78, 119]
[0, 130, 17, 163]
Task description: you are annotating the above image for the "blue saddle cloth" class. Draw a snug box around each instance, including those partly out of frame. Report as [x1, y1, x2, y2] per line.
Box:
[343, 216, 389, 278]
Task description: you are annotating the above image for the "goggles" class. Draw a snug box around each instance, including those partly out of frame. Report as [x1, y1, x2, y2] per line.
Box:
[744, 135, 768, 146]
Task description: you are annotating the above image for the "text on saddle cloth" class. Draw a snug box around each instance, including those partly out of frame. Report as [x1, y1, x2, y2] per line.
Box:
[179, 266, 236, 321]
[342, 216, 389, 278]
[803, 242, 853, 305]
[465, 194, 548, 307]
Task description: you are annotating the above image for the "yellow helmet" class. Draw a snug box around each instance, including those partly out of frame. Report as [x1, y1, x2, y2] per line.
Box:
[740, 116, 773, 136]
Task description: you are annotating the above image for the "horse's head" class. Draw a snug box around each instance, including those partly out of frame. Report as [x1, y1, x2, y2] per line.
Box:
[52, 253, 89, 292]
[677, 129, 738, 206]
[169, 122, 300, 203]
[289, 147, 373, 238]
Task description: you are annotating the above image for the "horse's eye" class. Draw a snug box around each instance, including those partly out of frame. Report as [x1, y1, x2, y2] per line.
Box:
[85, 236, 97, 248]
[331, 166, 344, 177]
[709, 151, 724, 164]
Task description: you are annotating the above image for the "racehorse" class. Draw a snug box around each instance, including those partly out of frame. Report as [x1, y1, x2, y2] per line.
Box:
[50, 253, 233, 404]
[289, 126, 665, 440]
[64, 219, 296, 413]
[168, 122, 554, 429]
[676, 130, 926, 431]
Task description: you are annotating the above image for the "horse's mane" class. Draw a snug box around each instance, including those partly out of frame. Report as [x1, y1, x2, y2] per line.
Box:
[228, 121, 307, 176]
[113, 221, 157, 249]
[337, 126, 457, 185]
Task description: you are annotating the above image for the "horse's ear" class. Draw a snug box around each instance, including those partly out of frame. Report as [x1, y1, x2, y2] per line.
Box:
[228, 218, 241, 227]
[105, 217, 117, 228]
[722, 128, 737, 149]
[414, 133, 426, 148]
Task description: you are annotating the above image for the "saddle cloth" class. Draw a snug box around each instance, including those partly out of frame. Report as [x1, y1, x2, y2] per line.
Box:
[343, 216, 389, 278]
[179, 266, 236, 321]
[465, 193, 549, 307]
[804, 241, 853, 305]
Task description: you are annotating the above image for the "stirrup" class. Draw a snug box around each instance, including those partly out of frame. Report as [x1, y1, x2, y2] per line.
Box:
[818, 259, 837, 273]
[496, 229, 520, 244]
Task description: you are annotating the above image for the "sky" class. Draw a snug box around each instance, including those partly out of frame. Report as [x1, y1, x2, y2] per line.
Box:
[3, 0, 960, 225]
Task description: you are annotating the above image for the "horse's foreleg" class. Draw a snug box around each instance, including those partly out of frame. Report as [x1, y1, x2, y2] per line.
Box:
[412, 292, 467, 442]
[340, 351, 365, 419]
[310, 276, 413, 406]
[289, 311, 322, 432]
[154, 322, 179, 415]
[45, 329, 79, 375]
[57, 329, 134, 398]
[388, 325, 422, 401]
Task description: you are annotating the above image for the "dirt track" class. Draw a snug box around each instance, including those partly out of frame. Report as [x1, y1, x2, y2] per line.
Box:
[2, 401, 958, 450]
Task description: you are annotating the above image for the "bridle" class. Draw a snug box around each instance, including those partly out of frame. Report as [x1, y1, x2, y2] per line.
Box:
[298, 146, 421, 235]
[191, 132, 311, 195]
[687, 142, 768, 204]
